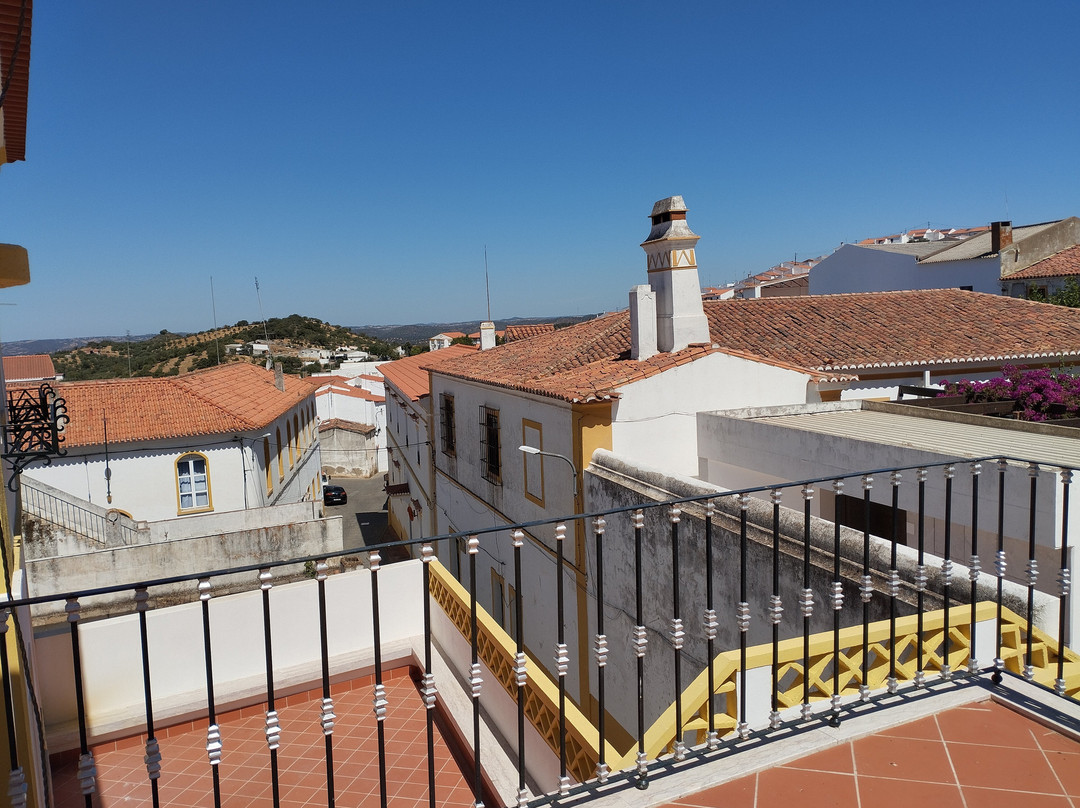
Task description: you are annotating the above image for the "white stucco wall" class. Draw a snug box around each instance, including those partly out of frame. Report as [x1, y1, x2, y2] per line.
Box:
[810, 244, 1002, 295]
[611, 352, 818, 477]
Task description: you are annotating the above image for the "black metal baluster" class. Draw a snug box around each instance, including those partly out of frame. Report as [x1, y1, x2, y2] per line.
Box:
[554, 522, 569, 797]
[1056, 469, 1072, 696]
[0, 608, 27, 807]
[768, 489, 782, 729]
[466, 537, 484, 808]
[993, 459, 1007, 683]
[631, 510, 649, 788]
[915, 470, 927, 688]
[66, 598, 96, 807]
[370, 550, 389, 808]
[968, 464, 982, 675]
[593, 516, 609, 780]
[669, 505, 685, 759]
[703, 500, 719, 750]
[510, 530, 527, 807]
[135, 588, 161, 808]
[198, 578, 222, 808]
[942, 466, 956, 680]
[420, 544, 438, 808]
[859, 476, 872, 701]
[888, 472, 901, 694]
[829, 480, 844, 727]
[800, 485, 814, 721]
[737, 494, 750, 740]
[259, 569, 281, 808]
[1025, 464, 1039, 682]
[315, 561, 336, 808]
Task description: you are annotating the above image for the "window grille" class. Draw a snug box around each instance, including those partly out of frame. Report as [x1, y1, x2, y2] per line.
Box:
[479, 405, 501, 484]
[441, 395, 456, 456]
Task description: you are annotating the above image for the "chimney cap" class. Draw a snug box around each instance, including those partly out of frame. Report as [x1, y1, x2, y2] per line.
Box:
[650, 196, 687, 217]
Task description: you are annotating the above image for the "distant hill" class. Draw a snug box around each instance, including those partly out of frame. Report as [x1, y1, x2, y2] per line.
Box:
[2, 335, 158, 356]
[351, 314, 600, 345]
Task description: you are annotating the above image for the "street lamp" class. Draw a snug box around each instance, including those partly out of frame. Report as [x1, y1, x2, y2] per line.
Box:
[518, 445, 578, 499]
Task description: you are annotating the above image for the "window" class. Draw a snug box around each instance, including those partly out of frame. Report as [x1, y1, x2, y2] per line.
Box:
[835, 493, 907, 545]
[263, 437, 273, 496]
[293, 414, 300, 457]
[507, 583, 518, 638]
[176, 453, 212, 512]
[277, 428, 284, 480]
[440, 394, 456, 456]
[522, 419, 544, 505]
[287, 422, 294, 468]
[479, 406, 501, 484]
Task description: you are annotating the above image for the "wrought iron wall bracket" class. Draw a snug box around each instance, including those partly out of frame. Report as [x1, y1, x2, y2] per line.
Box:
[3, 383, 69, 490]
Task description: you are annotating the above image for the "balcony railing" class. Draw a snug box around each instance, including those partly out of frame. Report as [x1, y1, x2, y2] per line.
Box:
[0, 454, 1076, 808]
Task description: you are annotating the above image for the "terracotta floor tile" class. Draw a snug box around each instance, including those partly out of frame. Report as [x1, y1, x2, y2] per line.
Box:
[959, 786, 1074, 808]
[1044, 749, 1080, 797]
[757, 767, 857, 807]
[782, 742, 854, 774]
[1034, 726, 1080, 754]
[667, 773, 756, 807]
[936, 701, 1045, 748]
[856, 774, 965, 808]
[947, 743, 1063, 794]
[852, 734, 954, 783]
[878, 714, 942, 741]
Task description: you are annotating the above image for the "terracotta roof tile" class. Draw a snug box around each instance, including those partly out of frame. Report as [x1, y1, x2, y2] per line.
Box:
[379, 344, 477, 401]
[39, 363, 314, 448]
[0, 0, 32, 163]
[431, 290, 1080, 401]
[504, 324, 556, 343]
[318, 418, 376, 436]
[3, 354, 56, 382]
[1005, 245, 1080, 280]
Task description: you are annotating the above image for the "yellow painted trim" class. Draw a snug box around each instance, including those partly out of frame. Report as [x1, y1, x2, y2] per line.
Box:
[286, 422, 294, 468]
[276, 428, 284, 481]
[174, 451, 214, 515]
[570, 401, 612, 710]
[819, 388, 843, 402]
[521, 418, 545, 507]
[263, 437, 273, 497]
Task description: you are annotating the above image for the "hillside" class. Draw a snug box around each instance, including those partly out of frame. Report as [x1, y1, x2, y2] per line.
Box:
[50, 315, 402, 381]
[351, 314, 600, 345]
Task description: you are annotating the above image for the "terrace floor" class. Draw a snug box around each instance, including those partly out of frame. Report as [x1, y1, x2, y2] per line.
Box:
[50, 673, 1080, 808]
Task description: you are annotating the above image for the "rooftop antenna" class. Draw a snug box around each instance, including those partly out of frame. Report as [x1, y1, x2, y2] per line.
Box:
[1004, 191, 1010, 220]
[484, 246, 491, 321]
[210, 275, 221, 366]
[125, 330, 132, 377]
[255, 276, 272, 369]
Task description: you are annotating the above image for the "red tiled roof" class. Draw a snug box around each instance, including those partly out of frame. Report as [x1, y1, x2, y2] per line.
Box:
[40, 363, 314, 448]
[504, 324, 555, 343]
[1005, 245, 1080, 280]
[0, 0, 32, 163]
[431, 290, 1080, 401]
[380, 344, 477, 401]
[2, 353, 55, 382]
[315, 383, 383, 403]
[318, 418, 376, 436]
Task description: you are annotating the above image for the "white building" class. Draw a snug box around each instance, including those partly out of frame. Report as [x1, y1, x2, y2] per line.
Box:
[428, 332, 466, 352]
[313, 373, 387, 477]
[811, 218, 1080, 297]
[22, 363, 323, 522]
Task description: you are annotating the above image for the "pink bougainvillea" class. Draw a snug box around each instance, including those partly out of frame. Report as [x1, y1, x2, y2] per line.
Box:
[940, 365, 1080, 422]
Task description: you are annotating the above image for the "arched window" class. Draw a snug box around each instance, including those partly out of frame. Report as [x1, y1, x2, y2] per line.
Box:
[277, 428, 284, 480]
[287, 422, 294, 468]
[263, 436, 273, 496]
[176, 453, 212, 513]
[293, 414, 300, 457]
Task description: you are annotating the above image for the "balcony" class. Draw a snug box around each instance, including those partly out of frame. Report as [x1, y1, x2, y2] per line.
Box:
[0, 454, 1077, 807]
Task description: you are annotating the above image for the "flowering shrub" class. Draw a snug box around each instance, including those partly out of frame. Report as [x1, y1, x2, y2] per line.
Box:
[939, 365, 1080, 422]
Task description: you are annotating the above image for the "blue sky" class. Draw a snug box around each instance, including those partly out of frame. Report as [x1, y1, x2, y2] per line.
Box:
[2, 1, 1078, 342]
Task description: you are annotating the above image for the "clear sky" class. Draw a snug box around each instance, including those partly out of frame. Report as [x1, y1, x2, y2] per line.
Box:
[2, 1, 1078, 342]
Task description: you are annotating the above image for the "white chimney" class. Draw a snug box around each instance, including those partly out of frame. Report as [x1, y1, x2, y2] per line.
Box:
[629, 285, 657, 360]
[480, 321, 496, 350]
[640, 196, 710, 352]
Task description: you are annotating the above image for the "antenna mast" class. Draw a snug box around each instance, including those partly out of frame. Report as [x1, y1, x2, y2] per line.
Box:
[255, 276, 272, 368]
[484, 246, 491, 321]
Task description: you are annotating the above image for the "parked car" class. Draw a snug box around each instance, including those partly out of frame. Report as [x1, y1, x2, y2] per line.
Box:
[323, 485, 347, 506]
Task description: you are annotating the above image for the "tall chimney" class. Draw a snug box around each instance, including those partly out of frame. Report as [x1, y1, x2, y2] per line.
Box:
[991, 221, 1013, 253]
[274, 361, 285, 392]
[629, 285, 657, 360]
[479, 321, 496, 350]
[640, 196, 710, 352]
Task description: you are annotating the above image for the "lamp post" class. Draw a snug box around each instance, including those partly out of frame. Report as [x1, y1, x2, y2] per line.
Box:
[518, 445, 578, 500]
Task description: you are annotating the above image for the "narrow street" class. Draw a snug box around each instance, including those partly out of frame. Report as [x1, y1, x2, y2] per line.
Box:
[323, 474, 411, 563]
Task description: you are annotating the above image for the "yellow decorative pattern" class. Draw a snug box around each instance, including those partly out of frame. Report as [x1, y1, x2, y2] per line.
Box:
[428, 560, 620, 783]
